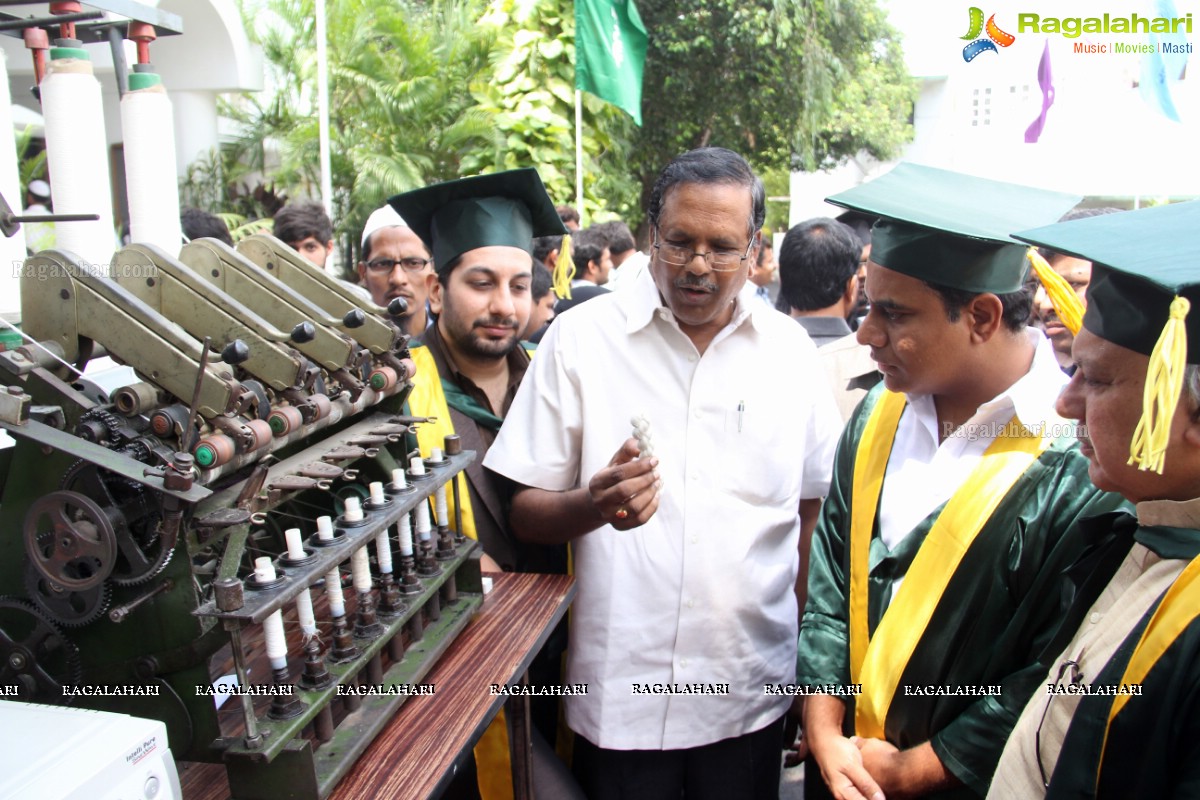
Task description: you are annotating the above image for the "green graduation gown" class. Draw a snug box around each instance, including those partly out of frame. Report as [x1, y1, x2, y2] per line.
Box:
[1042, 514, 1200, 799]
[798, 385, 1127, 798]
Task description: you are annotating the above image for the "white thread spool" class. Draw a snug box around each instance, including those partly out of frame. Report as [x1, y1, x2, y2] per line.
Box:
[397, 516, 414, 557]
[120, 73, 182, 255]
[283, 528, 317, 636]
[343, 496, 363, 522]
[375, 528, 393, 574]
[255, 557, 288, 670]
[316, 515, 345, 615]
[295, 588, 317, 638]
[284, 528, 305, 560]
[40, 49, 117, 266]
[324, 565, 345, 617]
[391, 468, 407, 490]
[351, 546, 372, 592]
[415, 499, 432, 543]
[409, 455, 425, 475]
[369, 481, 385, 505]
[0, 51, 29, 314]
[434, 484, 449, 528]
[316, 515, 334, 540]
[429, 447, 444, 464]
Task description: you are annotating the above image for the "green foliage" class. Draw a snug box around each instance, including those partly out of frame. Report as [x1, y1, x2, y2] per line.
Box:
[466, 0, 640, 223]
[631, 0, 915, 228]
[792, 0, 916, 172]
[759, 165, 791, 234]
[220, 0, 912, 255]
[229, 0, 497, 263]
[228, 0, 639, 264]
[15, 126, 47, 197]
[178, 146, 286, 223]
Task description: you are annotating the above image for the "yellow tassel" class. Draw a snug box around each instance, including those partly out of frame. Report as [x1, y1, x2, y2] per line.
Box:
[552, 234, 574, 300]
[1129, 296, 1191, 474]
[1027, 248, 1085, 335]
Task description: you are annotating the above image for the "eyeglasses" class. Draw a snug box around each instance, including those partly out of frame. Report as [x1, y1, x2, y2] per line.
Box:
[364, 257, 431, 274]
[652, 228, 756, 272]
[1036, 659, 1083, 788]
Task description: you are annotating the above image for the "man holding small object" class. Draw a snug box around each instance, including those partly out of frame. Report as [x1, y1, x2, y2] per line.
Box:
[486, 147, 840, 799]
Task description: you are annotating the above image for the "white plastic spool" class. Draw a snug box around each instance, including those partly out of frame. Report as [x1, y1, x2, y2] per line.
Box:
[120, 72, 182, 256]
[40, 47, 117, 266]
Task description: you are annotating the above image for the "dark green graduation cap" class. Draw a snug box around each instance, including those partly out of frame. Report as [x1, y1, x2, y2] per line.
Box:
[826, 163, 1081, 293]
[1015, 200, 1198, 474]
[1014, 200, 1198, 363]
[388, 168, 568, 274]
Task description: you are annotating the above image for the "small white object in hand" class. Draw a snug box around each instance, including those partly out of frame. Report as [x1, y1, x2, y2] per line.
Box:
[631, 414, 655, 459]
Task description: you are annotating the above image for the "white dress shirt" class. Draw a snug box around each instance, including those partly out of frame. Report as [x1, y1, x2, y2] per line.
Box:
[485, 266, 841, 749]
[878, 330, 1070, 601]
[607, 251, 649, 291]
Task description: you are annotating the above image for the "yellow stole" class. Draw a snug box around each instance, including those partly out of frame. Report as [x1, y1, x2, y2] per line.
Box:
[849, 390, 1050, 738]
[408, 346, 478, 541]
[408, 346, 509, 799]
[1098, 552, 1200, 788]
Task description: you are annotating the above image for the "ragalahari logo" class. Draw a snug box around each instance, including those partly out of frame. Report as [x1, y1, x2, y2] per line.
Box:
[961, 8, 1016, 61]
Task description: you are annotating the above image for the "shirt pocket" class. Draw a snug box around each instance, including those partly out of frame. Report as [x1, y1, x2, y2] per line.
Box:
[718, 400, 803, 505]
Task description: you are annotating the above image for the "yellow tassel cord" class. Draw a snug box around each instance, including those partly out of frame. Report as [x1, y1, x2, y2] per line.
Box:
[552, 234, 574, 300]
[1129, 296, 1191, 474]
[1027, 248, 1085, 335]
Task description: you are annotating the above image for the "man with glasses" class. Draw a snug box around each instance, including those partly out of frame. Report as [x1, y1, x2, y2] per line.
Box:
[485, 147, 841, 799]
[389, 169, 569, 574]
[356, 204, 435, 338]
[987, 201, 1200, 800]
[390, 168, 577, 799]
[798, 164, 1123, 800]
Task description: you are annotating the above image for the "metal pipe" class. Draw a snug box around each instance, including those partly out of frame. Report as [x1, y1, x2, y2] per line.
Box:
[0, 10, 101, 32]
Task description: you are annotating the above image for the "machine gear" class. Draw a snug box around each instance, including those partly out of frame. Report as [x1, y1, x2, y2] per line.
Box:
[61, 462, 172, 586]
[0, 597, 83, 701]
[22, 490, 117, 591]
[24, 558, 112, 628]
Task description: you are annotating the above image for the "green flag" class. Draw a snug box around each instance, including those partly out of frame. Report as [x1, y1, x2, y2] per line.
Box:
[575, 0, 648, 125]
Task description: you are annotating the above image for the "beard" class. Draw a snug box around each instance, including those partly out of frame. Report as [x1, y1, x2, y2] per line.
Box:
[444, 315, 521, 360]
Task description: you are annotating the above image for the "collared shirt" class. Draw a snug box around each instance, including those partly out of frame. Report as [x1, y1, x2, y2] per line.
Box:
[413, 323, 533, 571]
[485, 266, 841, 750]
[988, 530, 1191, 799]
[607, 251, 649, 291]
[815, 329, 880, 423]
[794, 314, 853, 348]
[879, 329, 1069, 598]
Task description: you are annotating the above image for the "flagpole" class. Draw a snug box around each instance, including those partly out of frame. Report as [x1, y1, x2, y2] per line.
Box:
[575, 89, 584, 225]
[316, 0, 333, 219]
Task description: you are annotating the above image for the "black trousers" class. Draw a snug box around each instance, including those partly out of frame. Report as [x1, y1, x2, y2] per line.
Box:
[572, 716, 785, 800]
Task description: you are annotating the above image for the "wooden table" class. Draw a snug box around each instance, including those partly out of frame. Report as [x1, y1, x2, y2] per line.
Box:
[180, 572, 575, 800]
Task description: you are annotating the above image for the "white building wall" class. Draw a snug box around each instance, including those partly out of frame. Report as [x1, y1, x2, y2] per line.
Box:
[793, 0, 1199, 222]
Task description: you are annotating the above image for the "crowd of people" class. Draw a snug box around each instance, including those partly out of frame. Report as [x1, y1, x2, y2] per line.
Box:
[175, 150, 1196, 800]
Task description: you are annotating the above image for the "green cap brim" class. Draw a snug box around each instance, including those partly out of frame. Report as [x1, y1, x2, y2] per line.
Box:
[388, 168, 568, 274]
[827, 163, 1081, 293]
[1014, 200, 1200, 361]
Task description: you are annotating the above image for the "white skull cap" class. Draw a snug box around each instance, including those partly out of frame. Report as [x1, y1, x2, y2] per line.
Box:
[360, 204, 408, 250]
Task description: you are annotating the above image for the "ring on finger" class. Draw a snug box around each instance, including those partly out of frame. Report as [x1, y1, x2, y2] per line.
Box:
[615, 507, 629, 520]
